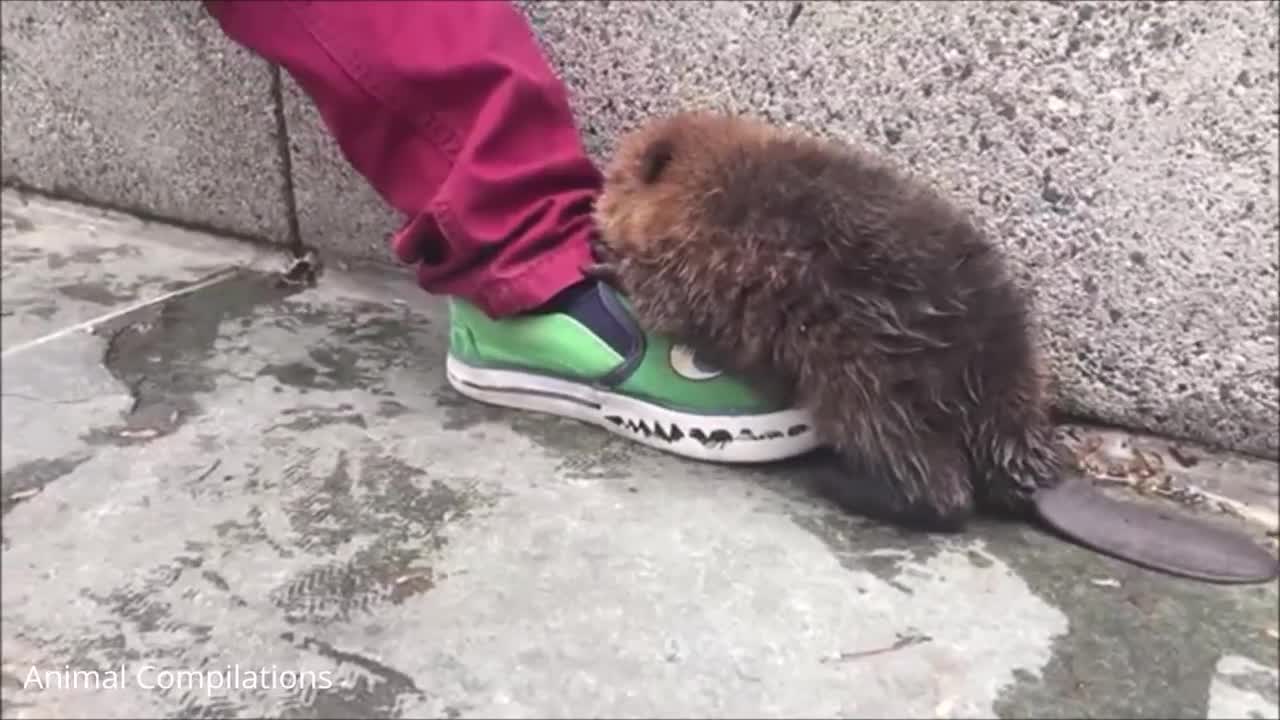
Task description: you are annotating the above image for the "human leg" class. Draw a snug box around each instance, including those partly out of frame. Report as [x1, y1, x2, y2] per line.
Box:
[204, 0, 594, 317]
[206, 0, 819, 462]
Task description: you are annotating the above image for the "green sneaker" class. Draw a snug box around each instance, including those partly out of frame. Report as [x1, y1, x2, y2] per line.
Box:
[444, 284, 820, 463]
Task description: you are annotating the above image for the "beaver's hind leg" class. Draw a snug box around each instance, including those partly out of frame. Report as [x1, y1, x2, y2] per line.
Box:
[819, 424, 977, 533]
[967, 418, 1061, 518]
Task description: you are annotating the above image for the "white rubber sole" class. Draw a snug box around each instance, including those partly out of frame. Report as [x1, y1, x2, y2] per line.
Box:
[445, 353, 821, 464]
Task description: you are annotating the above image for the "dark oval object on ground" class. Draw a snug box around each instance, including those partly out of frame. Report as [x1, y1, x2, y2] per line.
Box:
[1034, 474, 1280, 585]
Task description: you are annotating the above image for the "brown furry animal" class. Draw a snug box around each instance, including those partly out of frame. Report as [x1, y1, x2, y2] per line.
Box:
[588, 110, 1278, 583]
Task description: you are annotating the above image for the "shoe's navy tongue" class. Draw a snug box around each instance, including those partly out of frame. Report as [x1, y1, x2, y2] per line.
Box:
[546, 280, 638, 358]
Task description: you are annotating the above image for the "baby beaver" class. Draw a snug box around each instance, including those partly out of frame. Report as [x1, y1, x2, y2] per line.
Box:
[588, 110, 1278, 584]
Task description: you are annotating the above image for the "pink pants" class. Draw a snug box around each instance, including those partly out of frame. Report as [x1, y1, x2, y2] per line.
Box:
[204, 0, 600, 317]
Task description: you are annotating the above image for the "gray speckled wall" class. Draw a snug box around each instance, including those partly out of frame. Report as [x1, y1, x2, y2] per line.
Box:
[2, 0, 1277, 458]
[0, 1, 292, 243]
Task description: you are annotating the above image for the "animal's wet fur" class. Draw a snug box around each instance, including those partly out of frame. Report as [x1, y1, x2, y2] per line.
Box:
[589, 110, 1067, 532]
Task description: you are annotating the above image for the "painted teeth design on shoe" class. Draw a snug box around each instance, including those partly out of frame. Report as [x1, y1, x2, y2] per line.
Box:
[601, 414, 813, 449]
[444, 353, 820, 464]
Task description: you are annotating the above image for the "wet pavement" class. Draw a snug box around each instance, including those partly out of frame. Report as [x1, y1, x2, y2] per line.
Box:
[1, 188, 1278, 719]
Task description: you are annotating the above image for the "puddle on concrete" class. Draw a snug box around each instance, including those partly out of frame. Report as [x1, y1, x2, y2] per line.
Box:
[432, 385, 641, 483]
[1, 199, 274, 352]
[3, 268, 493, 718]
[271, 449, 485, 624]
[83, 269, 308, 447]
[739, 452, 1279, 719]
[258, 345, 384, 396]
[274, 631, 428, 719]
[990, 531, 1279, 720]
[0, 243, 41, 265]
[0, 451, 93, 515]
[738, 452, 971, 603]
[10, 425, 490, 718]
[1208, 655, 1280, 719]
[182, 446, 486, 719]
[56, 281, 138, 306]
[4, 218, 1273, 717]
[1, 209, 36, 240]
[266, 403, 369, 433]
[44, 242, 143, 270]
[235, 297, 436, 405]
[1, 296, 57, 320]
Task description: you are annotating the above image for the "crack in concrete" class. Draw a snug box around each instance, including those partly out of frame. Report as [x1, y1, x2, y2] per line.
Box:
[0, 391, 118, 406]
[267, 65, 304, 257]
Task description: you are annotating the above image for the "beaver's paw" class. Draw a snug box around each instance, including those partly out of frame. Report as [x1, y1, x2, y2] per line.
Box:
[583, 260, 626, 288]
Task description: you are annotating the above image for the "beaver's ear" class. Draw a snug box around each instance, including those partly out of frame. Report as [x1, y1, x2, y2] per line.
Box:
[639, 137, 675, 185]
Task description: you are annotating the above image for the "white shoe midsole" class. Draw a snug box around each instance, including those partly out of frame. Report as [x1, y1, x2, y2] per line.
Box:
[444, 353, 820, 464]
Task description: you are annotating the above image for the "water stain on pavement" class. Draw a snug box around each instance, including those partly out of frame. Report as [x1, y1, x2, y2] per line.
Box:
[83, 269, 308, 447]
[0, 451, 93, 516]
[744, 450, 1279, 719]
[432, 385, 640, 482]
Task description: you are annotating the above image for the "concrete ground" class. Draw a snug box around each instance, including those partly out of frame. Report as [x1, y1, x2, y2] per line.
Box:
[1, 188, 1277, 719]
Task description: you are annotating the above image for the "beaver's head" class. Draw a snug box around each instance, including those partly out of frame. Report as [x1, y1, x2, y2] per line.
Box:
[593, 110, 778, 265]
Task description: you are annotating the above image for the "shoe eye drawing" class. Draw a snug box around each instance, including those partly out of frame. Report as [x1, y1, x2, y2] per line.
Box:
[669, 344, 723, 380]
